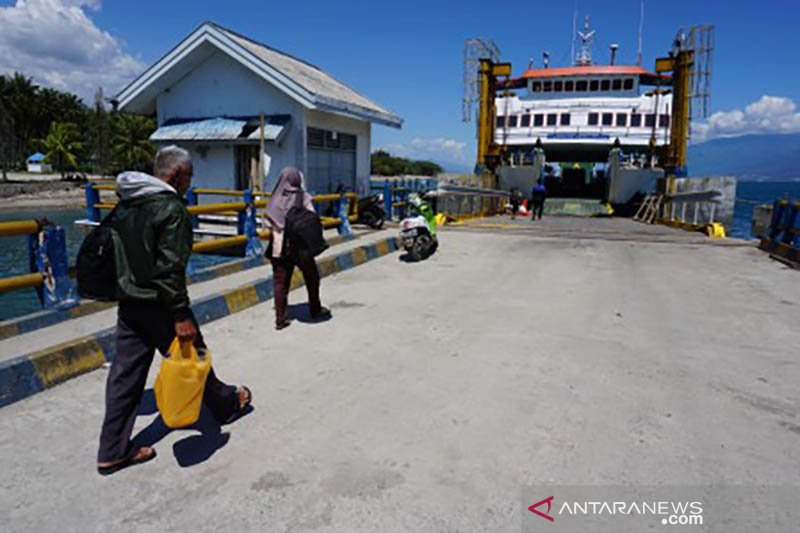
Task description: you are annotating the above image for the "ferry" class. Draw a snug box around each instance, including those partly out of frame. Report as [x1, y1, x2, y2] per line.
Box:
[495, 17, 671, 201]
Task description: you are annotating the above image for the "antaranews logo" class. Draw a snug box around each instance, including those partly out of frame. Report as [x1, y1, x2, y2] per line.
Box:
[526, 494, 703, 527]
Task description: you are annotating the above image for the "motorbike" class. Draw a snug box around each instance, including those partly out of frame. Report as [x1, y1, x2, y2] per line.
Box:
[357, 194, 386, 229]
[399, 193, 438, 261]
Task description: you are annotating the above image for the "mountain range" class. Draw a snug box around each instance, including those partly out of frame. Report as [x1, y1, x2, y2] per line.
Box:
[688, 133, 800, 180]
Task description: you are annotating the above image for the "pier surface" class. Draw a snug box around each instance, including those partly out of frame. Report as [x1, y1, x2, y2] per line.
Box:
[1, 217, 798, 532]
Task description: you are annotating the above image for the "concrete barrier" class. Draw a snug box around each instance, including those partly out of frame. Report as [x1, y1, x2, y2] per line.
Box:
[0, 236, 401, 408]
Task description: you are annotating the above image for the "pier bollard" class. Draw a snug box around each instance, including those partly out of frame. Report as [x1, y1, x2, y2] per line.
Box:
[242, 189, 263, 257]
[28, 225, 76, 310]
[185, 187, 199, 229]
[85, 183, 101, 223]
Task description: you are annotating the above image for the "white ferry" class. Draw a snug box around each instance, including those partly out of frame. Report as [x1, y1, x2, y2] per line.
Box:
[495, 17, 671, 201]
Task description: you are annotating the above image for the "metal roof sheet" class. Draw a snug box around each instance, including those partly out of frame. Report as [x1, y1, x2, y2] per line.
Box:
[150, 116, 289, 142]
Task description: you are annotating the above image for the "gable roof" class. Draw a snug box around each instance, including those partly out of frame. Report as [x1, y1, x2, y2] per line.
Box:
[116, 22, 402, 128]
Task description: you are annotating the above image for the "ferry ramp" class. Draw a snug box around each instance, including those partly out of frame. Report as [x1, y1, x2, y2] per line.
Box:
[1, 217, 798, 532]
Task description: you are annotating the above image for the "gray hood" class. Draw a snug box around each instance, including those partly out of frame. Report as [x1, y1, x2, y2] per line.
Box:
[116, 171, 177, 201]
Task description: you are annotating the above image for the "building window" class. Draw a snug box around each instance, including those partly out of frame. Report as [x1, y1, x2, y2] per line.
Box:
[645, 114, 656, 127]
[576, 80, 588, 91]
[560, 113, 571, 126]
[589, 79, 599, 91]
[600, 79, 610, 91]
[564, 80, 574, 92]
[508, 115, 519, 127]
[602, 113, 613, 126]
[547, 113, 557, 126]
[616, 113, 627, 127]
[495, 116, 504, 128]
[659, 114, 670, 127]
[543, 80, 553, 92]
[588, 112, 599, 126]
[630, 113, 642, 127]
[307, 127, 325, 148]
[554, 80, 563, 91]
[521, 114, 531, 127]
[532, 81, 542, 92]
[623, 78, 634, 90]
[533, 114, 544, 127]
[612, 79, 622, 91]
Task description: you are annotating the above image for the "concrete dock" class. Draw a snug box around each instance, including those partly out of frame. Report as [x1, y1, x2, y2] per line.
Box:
[1, 217, 798, 532]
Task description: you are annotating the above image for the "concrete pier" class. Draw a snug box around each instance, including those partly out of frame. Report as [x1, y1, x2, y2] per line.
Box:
[1, 218, 798, 532]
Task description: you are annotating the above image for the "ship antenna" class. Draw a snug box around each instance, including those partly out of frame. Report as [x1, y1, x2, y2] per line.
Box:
[571, 2, 578, 66]
[576, 15, 595, 66]
[637, 0, 644, 66]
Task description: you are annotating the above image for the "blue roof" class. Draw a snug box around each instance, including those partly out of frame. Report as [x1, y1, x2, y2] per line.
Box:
[150, 115, 290, 143]
[27, 152, 46, 163]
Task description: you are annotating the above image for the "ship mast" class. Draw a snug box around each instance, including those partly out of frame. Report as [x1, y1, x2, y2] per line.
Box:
[575, 15, 596, 66]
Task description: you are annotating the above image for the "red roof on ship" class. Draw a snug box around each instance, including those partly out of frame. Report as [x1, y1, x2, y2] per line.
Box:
[521, 65, 653, 78]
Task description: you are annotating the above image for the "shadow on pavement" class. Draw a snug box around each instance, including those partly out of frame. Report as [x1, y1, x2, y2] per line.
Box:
[132, 389, 254, 468]
[288, 303, 333, 324]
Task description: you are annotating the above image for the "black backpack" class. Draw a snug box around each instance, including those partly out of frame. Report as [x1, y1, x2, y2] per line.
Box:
[285, 191, 328, 258]
[76, 208, 117, 301]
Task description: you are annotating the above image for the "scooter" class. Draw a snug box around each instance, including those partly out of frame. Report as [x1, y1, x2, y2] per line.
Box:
[399, 193, 438, 261]
[357, 194, 386, 229]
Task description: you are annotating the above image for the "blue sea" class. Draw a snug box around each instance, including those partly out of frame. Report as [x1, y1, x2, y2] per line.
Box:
[0, 208, 231, 322]
[732, 180, 800, 240]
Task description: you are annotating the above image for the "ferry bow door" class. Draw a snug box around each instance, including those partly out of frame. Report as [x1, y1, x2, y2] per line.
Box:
[306, 127, 356, 193]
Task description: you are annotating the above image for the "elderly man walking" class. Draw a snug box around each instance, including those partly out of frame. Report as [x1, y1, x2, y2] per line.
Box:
[97, 146, 251, 475]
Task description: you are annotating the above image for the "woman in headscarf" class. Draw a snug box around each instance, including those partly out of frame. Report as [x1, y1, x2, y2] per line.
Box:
[266, 166, 330, 330]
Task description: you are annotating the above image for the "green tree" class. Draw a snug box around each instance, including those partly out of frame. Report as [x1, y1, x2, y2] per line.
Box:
[370, 150, 443, 176]
[39, 121, 84, 179]
[111, 113, 156, 172]
[0, 99, 13, 181]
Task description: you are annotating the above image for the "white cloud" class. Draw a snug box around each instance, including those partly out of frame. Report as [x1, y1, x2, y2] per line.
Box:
[0, 0, 144, 102]
[693, 95, 800, 142]
[379, 137, 468, 165]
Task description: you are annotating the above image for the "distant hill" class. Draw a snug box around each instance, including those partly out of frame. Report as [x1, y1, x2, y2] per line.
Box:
[688, 133, 800, 180]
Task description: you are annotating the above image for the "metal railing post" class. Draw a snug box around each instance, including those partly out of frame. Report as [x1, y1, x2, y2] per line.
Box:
[241, 189, 263, 257]
[85, 182, 101, 223]
[336, 194, 353, 236]
[383, 181, 392, 221]
[185, 187, 199, 229]
[29, 225, 76, 310]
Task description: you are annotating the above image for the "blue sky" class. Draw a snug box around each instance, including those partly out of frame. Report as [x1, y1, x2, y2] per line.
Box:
[2, 0, 800, 169]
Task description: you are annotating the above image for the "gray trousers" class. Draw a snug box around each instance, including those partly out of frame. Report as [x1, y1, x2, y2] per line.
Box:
[97, 302, 237, 462]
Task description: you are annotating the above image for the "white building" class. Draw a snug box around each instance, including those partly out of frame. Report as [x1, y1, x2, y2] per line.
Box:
[26, 152, 52, 173]
[116, 22, 402, 195]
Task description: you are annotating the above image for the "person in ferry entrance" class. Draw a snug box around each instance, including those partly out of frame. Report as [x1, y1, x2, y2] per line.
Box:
[265, 166, 331, 330]
[97, 145, 252, 476]
[531, 179, 548, 221]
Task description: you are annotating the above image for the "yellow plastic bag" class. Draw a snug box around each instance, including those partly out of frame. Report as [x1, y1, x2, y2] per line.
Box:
[154, 338, 211, 428]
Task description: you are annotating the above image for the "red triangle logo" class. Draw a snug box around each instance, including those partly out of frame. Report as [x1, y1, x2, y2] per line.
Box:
[528, 496, 555, 522]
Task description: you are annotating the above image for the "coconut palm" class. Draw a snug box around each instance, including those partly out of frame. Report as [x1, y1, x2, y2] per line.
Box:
[40, 121, 84, 179]
[111, 113, 156, 172]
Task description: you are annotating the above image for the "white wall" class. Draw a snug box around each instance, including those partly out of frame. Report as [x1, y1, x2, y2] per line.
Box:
[154, 49, 374, 195]
[156, 51, 302, 122]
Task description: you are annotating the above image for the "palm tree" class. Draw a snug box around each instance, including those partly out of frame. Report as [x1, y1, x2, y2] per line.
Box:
[111, 114, 155, 172]
[40, 121, 83, 179]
